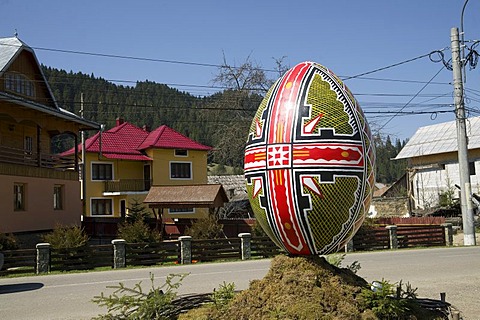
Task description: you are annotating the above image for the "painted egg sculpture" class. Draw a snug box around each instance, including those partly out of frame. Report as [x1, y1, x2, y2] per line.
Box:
[244, 61, 375, 255]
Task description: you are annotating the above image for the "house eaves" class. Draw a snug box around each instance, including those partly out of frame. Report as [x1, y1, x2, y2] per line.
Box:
[395, 116, 480, 160]
[0, 92, 100, 130]
[144, 184, 229, 208]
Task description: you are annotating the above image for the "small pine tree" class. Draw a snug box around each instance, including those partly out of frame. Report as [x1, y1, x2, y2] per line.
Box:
[126, 198, 151, 223]
[92, 273, 188, 320]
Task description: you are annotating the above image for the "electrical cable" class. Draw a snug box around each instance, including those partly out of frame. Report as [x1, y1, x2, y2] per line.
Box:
[342, 50, 447, 81]
[1, 41, 449, 81]
[376, 65, 446, 132]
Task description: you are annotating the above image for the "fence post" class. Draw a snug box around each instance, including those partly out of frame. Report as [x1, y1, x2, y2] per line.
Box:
[112, 239, 127, 269]
[442, 223, 454, 246]
[386, 225, 398, 249]
[345, 238, 354, 252]
[239, 233, 252, 260]
[36, 243, 51, 274]
[179, 236, 192, 264]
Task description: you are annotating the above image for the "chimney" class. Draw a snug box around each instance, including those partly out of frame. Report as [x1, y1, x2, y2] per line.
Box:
[116, 117, 124, 126]
[142, 124, 150, 132]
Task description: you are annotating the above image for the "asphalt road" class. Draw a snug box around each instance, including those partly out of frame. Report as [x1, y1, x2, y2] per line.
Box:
[0, 246, 479, 320]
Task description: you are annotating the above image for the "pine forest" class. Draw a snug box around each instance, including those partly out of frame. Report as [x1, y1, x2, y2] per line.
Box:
[42, 66, 407, 185]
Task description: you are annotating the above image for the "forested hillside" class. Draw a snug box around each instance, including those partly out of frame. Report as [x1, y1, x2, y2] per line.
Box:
[42, 66, 406, 184]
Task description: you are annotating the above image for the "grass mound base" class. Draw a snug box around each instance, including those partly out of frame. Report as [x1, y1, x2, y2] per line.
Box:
[180, 255, 447, 320]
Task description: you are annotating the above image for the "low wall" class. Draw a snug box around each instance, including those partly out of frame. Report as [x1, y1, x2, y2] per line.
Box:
[371, 197, 409, 217]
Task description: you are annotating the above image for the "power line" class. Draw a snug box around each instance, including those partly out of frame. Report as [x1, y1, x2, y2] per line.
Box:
[342, 50, 447, 81]
[376, 65, 446, 132]
[2, 41, 451, 84]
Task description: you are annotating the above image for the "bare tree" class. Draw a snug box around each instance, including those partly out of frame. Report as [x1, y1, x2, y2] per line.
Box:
[210, 54, 289, 169]
[213, 52, 270, 92]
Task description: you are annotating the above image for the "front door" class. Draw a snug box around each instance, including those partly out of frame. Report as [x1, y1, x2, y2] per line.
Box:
[120, 199, 126, 219]
[144, 164, 151, 190]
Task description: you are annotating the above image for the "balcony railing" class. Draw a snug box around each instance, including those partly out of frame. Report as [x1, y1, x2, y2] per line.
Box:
[104, 179, 152, 193]
[0, 145, 76, 171]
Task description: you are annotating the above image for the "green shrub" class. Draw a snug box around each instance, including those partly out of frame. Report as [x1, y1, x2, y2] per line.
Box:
[117, 220, 161, 243]
[210, 282, 236, 309]
[359, 279, 412, 318]
[92, 273, 188, 320]
[184, 215, 223, 239]
[0, 233, 18, 250]
[42, 225, 89, 249]
[178, 282, 236, 320]
[325, 252, 361, 274]
[250, 220, 267, 237]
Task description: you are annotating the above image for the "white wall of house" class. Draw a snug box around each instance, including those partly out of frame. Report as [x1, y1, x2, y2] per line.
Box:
[412, 161, 480, 209]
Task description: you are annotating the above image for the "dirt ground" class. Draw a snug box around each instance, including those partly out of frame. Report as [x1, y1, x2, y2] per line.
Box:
[453, 230, 480, 246]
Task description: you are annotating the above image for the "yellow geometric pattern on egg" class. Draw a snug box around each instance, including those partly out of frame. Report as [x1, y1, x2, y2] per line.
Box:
[304, 176, 359, 251]
[248, 79, 278, 139]
[306, 73, 353, 135]
[245, 180, 284, 249]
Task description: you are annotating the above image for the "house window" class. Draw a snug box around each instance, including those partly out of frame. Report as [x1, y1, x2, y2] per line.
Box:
[170, 162, 192, 179]
[175, 149, 188, 157]
[169, 208, 195, 214]
[469, 162, 476, 176]
[14, 183, 26, 211]
[91, 198, 113, 216]
[4, 72, 35, 97]
[92, 163, 113, 180]
[53, 185, 64, 210]
[25, 136, 33, 154]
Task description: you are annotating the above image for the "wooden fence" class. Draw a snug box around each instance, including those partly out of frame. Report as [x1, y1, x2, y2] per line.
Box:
[191, 238, 241, 262]
[50, 245, 113, 272]
[352, 228, 390, 251]
[251, 237, 283, 258]
[351, 225, 447, 251]
[0, 225, 452, 275]
[126, 241, 179, 266]
[0, 248, 36, 275]
[396, 225, 446, 248]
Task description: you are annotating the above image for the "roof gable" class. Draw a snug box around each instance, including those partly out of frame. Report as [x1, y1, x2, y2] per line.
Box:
[0, 37, 99, 130]
[0, 36, 59, 110]
[395, 116, 480, 160]
[80, 122, 150, 160]
[64, 121, 210, 160]
[139, 125, 212, 151]
[0, 37, 26, 73]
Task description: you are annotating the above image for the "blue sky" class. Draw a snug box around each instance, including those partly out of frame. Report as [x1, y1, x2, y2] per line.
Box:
[1, 0, 480, 141]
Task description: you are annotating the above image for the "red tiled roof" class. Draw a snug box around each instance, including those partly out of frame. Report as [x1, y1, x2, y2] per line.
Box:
[138, 125, 212, 151]
[101, 153, 151, 161]
[63, 121, 211, 160]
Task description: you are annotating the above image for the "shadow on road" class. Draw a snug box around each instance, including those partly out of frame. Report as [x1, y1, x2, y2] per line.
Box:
[0, 283, 44, 294]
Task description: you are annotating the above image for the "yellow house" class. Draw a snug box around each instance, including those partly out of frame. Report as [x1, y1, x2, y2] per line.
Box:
[0, 36, 100, 233]
[64, 118, 216, 221]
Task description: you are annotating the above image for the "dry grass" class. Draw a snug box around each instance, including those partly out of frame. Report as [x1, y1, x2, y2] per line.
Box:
[180, 255, 447, 320]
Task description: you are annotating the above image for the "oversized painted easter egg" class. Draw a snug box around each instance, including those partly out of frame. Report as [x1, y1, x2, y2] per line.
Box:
[244, 61, 375, 255]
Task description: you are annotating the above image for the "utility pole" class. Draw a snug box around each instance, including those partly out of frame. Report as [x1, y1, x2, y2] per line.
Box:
[80, 93, 86, 218]
[450, 27, 476, 246]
